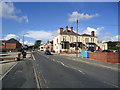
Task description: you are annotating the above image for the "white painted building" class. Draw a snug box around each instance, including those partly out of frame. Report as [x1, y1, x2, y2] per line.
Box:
[53, 26, 108, 53]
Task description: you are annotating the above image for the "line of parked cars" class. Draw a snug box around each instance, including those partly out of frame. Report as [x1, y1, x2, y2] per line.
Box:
[94, 50, 120, 52]
[44, 50, 53, 55]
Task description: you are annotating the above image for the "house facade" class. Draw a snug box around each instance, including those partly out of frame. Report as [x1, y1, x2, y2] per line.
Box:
[39, 41, 53, 52]
[0, 38, 22, 52]
[53, 26, 107, 53]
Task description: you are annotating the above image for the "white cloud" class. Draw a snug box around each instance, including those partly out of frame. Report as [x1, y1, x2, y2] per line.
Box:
[100, 34, 120, 42]
[4, 34, 20, 41]
[19, 39, 34, 46]
[68, 11, 99, 22]
[82, 27, 119, 42]
[25, 30, 55, 41]
[3, 34, 34, 46]
[0, 2, 28, 23]
[83, 27, 104, 36]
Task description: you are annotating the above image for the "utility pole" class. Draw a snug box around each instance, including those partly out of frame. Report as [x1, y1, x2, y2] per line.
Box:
[23, 33, 28, 48]
[76, 19, 78, 57]
[23, 34, 24, 47]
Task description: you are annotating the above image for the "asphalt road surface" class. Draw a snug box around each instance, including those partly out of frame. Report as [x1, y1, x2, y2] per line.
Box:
[33, 51, 119, 88]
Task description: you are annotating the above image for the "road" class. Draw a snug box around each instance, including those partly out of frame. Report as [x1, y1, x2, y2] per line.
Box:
[33, 51, 119, 88]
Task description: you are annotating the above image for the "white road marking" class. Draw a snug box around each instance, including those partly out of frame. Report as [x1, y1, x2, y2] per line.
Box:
[50, 58, 86, 75]
[52, 59, 55, 61]
[103, 81, 118, 88]
[78, 70, 85, 74]
[0, 62, 18, 80]
[33, 66, 40, 88]
[32, 54, 35, 60]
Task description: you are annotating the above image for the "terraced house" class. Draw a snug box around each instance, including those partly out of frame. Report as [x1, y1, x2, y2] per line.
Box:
[53, 26, 107, 53]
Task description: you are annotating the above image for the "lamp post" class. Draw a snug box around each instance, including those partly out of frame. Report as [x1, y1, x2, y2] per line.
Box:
[76, 19, 78, 57]
[23, 33, 28, 47]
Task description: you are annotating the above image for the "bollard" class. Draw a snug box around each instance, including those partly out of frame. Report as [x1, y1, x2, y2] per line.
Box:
[17, 52, 21, 61]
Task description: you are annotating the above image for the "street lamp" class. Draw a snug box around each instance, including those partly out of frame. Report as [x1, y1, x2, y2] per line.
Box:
[23, 33, 28, 47]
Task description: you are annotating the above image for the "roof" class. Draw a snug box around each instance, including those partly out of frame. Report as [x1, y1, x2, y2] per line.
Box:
[60, 30, 81, 36]
[0, 40, 7, 43]
[60, 29, 96, 37]
[0, 38, 21, 44]
[6, 38, 20, 43]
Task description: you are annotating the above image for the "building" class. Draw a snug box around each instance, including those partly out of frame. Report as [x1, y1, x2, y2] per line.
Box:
[0, 38, 22, 52]
[53, 26, 107, 53]
[39, 41, 53, 52]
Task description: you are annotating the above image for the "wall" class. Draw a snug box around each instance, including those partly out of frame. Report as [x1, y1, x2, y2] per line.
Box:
[90, 52, 120, 63]
[6, 43, 16, 49]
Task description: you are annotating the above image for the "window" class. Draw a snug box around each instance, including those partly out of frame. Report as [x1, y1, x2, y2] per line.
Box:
[93, 38, 94, 43]
[63, 36, 66, 41]
[62, 42, 69, 49]
[57, 38, 58, 43]
[70, 36, 72, 42]
[91, 38, 92, 42]
[85, 38, 89, 43]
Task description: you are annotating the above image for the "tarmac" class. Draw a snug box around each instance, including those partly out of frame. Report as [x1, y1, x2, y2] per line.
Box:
[57, 53, 120, 71]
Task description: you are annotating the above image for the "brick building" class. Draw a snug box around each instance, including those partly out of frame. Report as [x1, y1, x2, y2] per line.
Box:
[0, 38, 22, 52]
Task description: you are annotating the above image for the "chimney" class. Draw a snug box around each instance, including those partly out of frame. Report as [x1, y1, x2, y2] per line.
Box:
[60, 28, 63, 33]
[66, 26, 68, 32]
[91, 31, 95, 36]
[70, 27, 73, 32]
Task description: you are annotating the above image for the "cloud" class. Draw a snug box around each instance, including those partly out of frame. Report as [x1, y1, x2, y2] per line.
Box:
[0, 2, 29, 23]
[82, 27, 119, 42]
[68, 11, 99, 22]
[3, 34, 34, 46]
[100, 34, 120, 42]
[25, 30, 55, 41]
[19, 39, 34, 46]
[4, 34, 20, 41]
[83, 27, 104, 36]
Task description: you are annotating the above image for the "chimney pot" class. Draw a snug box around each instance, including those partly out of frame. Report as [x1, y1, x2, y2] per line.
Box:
[60, 28, 63, 33]
[66, 26, 68, 32]
[70, 27, 73, 32]
[91, 31, 95, 36]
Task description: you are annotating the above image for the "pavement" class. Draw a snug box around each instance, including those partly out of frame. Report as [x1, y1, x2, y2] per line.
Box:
[1, 52, 38, 88]
[0, 52, 32, 80]
[53, 53, 120, 71]
[2, 58, 37, 88]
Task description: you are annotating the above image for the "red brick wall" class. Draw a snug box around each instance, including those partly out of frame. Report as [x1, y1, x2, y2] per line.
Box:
[6, 43, 17, 49]
[90, 52, 120, 63]
[107, 53, 120, 63]
[16, 43, 21, 48]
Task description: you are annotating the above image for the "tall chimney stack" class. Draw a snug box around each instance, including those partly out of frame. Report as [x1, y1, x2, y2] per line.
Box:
[70, 27, 73, 32]
[60, 28, 63, 33]
[66, 26, 68, 32]
[91, 31, 95, 36]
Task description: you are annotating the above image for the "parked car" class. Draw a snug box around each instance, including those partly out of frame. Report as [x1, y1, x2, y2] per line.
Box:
[94, 50, 102, 52]
[102, 50, 111, 52]
[44, 50, 52, 55]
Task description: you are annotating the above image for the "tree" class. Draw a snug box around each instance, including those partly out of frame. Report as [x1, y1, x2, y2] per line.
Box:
[34, 40, 42, 49]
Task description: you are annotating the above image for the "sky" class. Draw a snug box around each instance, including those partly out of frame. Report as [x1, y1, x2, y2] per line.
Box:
[1, 2, 119, 45]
